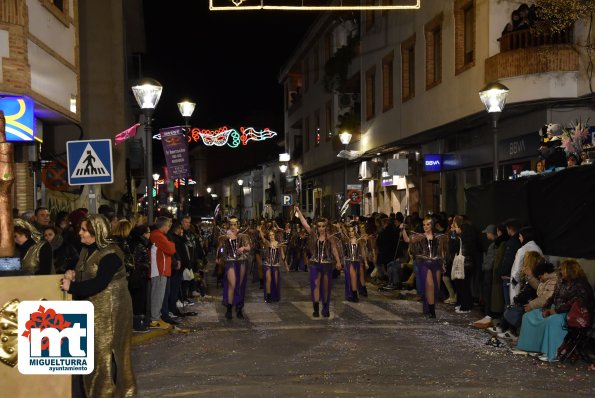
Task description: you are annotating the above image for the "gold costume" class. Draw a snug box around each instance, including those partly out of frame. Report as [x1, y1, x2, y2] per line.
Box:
[75, 242, 136, 397]
[14, 218, 55, 275]
[21, 240, 54, 275]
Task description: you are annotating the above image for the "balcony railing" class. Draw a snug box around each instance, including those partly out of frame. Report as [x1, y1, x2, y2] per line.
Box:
[498, 27, 574, 52]
[485, 26, 578, 83]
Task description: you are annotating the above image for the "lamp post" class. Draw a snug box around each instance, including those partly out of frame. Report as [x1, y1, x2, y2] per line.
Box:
[479, 81, 509, 181]
[339, 131, 352, 215]
[237, 179, 244, 222]
[279, 153, 290, 174]
[177, 100, 196, 219]
[152, 173, 160, 215]
[132, 78, 163, 225]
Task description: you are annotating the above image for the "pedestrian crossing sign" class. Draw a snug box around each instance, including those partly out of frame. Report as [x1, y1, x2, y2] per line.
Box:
[66, 139, 113, 185]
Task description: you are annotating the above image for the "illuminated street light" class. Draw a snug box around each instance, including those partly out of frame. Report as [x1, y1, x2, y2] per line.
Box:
[479, 81, 509, 181]
[132, 78, 163, 225]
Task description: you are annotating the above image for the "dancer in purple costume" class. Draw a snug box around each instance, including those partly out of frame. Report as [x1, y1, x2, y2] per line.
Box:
[259, 225, 289, 303]
[216, 216, 251, 320]
[295, 206, 342, 318]
[401, 216, 449, 318]
[338, 222, 369, 301]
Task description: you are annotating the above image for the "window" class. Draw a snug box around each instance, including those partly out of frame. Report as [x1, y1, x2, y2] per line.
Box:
[425, 13, 443, 90]
[401, 34, 416, 102]
[303, 116, 310, 152]
[314, 109, 321, 146]
[454, 0, 475, 74]
[365, 66, 376, 121]
[313, 45, 319, 83]
[325, 100, 333, 141]
[41, 0, 70, 26]
[365, 0, 376, 32]
[382, 51, 394, 112]
[52, 0, 64, 11]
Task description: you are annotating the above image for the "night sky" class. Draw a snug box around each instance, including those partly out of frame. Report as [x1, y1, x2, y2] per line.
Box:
[142, 2, 318, 181]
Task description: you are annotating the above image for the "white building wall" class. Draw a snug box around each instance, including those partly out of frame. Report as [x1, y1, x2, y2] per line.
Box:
[28, 40, 77, 110]
[27, 0, 76, 65]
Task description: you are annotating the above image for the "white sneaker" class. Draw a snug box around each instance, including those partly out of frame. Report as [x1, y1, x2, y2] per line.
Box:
[455, 308, 471, 314]
[455, 305, 461, 311]
[539, 355, 558, 362]
[497, 331, 515, 339]
[176, 300, 183, 308]
[487, 326, 503, 334]
[191, 291, 201, 297]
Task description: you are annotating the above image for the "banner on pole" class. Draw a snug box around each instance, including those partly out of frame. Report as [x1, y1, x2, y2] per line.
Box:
[159, 126, 191, 180]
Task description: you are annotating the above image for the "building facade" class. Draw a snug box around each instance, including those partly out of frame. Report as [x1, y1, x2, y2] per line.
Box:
[278, 0, 595, 219]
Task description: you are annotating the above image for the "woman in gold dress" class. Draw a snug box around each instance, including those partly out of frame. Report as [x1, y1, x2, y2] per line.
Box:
[60, 215, 136, 397]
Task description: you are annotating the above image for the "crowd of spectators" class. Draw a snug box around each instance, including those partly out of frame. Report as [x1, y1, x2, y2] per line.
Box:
[11, 205, 211, 333]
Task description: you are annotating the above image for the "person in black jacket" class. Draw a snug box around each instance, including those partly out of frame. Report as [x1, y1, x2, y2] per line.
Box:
[128, 225, 151, 332]
[499, 218, 522, 307]
[375, 214, 398, 283]
[451, 215, 479, 313]
[43, 225, 79, 274]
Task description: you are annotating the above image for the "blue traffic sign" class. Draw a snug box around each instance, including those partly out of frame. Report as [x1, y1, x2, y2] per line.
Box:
[66, 139, 113, 185]
[282, 194, 293, 206]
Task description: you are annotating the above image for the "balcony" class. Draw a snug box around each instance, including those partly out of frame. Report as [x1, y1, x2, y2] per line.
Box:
[498, 28, 573, 52]
[485, 28, 578, 83]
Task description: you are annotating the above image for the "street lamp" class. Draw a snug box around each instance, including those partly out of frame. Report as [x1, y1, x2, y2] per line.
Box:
[177, 100, 196, 125]
[339, 131, 352, 216]
[206, 187, 212, 194]
[177, 100, 196, 219]
[279, 153, 290, 173]
[132, 78, 163, 225]
[479, 81, 509, 181]
[237, 179, 244, 222]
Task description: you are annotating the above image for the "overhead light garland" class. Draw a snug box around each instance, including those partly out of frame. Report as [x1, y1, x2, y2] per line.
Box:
[209, 0, 420, 11]
[153, 126, 277, 148]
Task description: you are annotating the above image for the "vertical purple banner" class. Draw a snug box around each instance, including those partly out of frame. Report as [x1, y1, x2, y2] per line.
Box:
[159, 126, 190, 179]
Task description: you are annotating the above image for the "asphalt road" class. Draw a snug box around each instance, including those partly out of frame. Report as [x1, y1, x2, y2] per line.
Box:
[132, 270, 593, 397]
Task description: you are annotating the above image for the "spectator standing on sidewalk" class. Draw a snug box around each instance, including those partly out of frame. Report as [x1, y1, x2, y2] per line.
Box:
[375, 214, 398, 283]
[149, 216, 175, 329]
[499, 219, 522, 307]
[472, 224, 497, 328]
[489, 224, 508, 316]
[450, 215, 479, 314]
[129, 225, 151, 332]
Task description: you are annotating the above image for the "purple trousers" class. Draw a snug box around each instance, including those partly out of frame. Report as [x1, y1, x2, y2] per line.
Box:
[309, 262, 334, 315]
[222, 260, 248, 308]
[264, 265, 281, 302]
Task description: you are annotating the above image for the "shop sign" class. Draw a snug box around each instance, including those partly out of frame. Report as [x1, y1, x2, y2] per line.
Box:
[0, 96, 36, 142]
[381, 176, 407, 189]
[422, 154, 459, 171]
[499, 133, 540, 162]
[423, 154, 442, 172]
